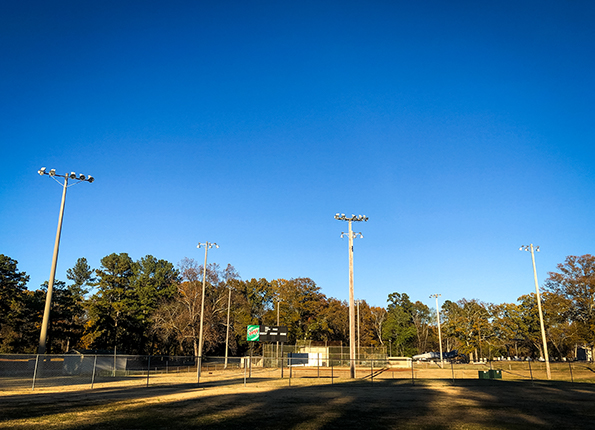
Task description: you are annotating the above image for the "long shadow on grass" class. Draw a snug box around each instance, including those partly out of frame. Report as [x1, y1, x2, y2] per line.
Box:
[449, 379, 595, 429]
[0, 379, 438, 429]
[4, 379, 595, 429]
[0, 376, 250, 405]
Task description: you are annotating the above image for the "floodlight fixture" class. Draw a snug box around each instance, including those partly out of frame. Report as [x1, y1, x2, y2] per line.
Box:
[38, 167, 95, 183]
[197, 242, 218, 249]
[334, 213, 368, 222]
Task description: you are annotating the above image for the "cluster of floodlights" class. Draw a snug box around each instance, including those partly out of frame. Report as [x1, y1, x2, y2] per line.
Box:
[197, 242, 219, 250]
[520, 245, 539, 252]
[334, 213, 368, 222]
[38, 167, 94, 183]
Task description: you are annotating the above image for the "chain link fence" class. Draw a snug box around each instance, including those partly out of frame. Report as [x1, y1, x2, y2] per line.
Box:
[0, 354, 247, 391]
[2, 353, 595, 392]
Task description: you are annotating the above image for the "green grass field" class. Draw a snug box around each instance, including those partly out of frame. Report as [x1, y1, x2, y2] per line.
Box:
[2, 376, 595, 429]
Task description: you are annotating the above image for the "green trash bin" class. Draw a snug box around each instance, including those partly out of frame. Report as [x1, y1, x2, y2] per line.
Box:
[479, 369, 502, 379]
[489, 369, 502, 379]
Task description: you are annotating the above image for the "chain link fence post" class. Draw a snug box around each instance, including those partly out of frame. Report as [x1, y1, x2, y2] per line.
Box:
[146, 356, 151, 387]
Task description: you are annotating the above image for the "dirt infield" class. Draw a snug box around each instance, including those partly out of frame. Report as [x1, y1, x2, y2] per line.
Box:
[2, 376, 595, 429]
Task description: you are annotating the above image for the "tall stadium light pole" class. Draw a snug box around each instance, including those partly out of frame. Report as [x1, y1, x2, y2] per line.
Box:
[37, 168, 94, 354]
[520, 244, 551, 380]
[430, 294, 444, 369]
[197, 241, 218, 377]
[335, 213, 368, 378]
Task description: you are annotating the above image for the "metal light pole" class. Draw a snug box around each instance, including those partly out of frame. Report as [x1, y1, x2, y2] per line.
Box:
[430, 294, 444, 369]
[37, 168, 94, 354]
[335, 213, 368, 378]
[276, 297, 281, 365]
[224, 281, 232, 369]
[520, 244, 551, 380]
[197, 241, 218, 378]
[356, 299, 361, 362]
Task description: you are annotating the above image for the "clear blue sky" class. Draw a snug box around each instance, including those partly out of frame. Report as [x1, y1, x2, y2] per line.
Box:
[2, 1, 594, 310]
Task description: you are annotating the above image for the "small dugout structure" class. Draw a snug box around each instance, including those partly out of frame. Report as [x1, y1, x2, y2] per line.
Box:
[263, 342, 388, 368]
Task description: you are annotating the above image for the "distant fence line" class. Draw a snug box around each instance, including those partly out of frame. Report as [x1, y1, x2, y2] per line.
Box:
[1, 353, 595, 392]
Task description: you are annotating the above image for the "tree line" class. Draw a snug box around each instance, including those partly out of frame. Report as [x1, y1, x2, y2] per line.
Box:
[1, 253, 594, 359]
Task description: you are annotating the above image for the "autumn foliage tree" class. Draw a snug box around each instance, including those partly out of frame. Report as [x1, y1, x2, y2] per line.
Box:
[3, 252, 595, 360]
[383, 293, 417, 356]
[441, 299, 492, 361]
[545, 254, 595, 352]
